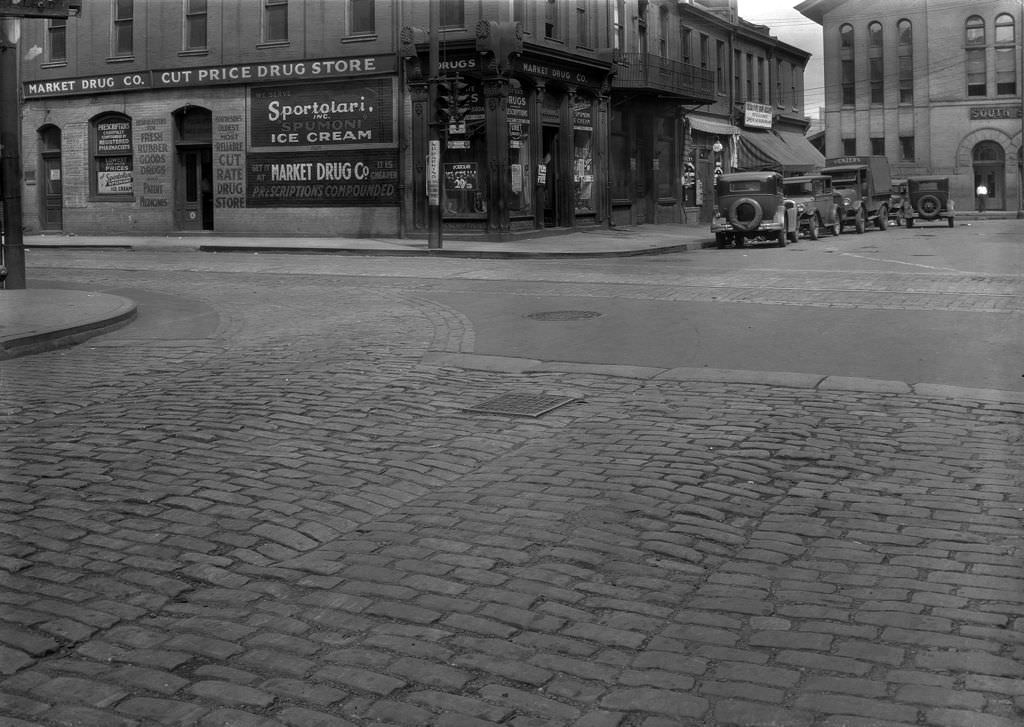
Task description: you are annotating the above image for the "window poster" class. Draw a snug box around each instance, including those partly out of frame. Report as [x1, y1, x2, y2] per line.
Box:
[97, 156, 133, 194]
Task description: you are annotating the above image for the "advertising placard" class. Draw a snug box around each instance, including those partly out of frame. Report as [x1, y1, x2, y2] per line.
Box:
[250, 78, 396, 150]
[246, 150, 399, 206]
[744, 102, 773, 129]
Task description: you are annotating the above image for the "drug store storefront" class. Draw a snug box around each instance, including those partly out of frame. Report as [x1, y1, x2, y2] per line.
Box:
[20, 55, 402, 238]
[404, 46, 613, 237]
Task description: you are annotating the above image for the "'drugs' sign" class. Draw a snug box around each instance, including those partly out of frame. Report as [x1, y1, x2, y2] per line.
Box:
[250, 78, 396, 149]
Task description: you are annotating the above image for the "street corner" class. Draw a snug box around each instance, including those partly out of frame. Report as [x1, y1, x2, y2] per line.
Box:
[0, 288, 137, 360]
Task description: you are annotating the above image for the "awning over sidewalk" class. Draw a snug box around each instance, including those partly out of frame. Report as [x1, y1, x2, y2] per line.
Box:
[687, 114, 742, 137]
[737, 128, 824, 174]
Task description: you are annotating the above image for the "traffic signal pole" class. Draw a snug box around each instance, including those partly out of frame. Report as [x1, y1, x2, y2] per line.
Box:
[0, 18, 25, 288]
[427, 0, 442, 250]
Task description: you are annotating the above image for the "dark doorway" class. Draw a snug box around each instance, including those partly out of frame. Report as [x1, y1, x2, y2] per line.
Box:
[542, 126, 561, 227]
[39, 125, 63, 230]
[173, 106, 214, 230]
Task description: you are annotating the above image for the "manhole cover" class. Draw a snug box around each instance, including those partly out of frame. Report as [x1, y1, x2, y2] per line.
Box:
[526, 310, 602, 321]
[463, 393, 577, 417]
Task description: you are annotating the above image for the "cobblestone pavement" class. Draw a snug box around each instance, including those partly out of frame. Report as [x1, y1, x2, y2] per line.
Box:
[2, 260, 1023, 727]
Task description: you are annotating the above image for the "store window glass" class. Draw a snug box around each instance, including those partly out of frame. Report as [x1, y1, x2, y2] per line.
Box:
[91, 113, 133, 198]
[610, 113, 629, 200]
[442, 78, 485, 218]
[573, 97, 594, 213]
[508, 84, 532, 215]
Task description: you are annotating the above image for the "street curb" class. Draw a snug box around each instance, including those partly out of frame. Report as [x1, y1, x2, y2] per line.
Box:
[0, 299, 138, 361]
[197, 240, 716, 258]
[423, 352, 1024, 404]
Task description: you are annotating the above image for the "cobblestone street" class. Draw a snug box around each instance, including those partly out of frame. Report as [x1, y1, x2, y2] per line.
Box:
[2, 256, 1023, 727]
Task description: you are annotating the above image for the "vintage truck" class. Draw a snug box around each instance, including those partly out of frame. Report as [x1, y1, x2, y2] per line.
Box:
[821, 155, 892, 234]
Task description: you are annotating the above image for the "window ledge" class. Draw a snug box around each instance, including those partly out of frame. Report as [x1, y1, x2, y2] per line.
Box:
[341, 34, 377, 44]
[105, 55, 135, 63]
[40, 61, 68, 69]
[257, 41, 290, 49]
[179, 49, 209, 57]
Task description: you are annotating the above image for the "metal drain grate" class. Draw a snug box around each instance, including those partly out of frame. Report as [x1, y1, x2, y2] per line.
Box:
[526, 310, 602, 321]
[463, 393, 577, 417]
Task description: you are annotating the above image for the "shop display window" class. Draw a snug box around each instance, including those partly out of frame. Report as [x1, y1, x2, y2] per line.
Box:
[573, 98, 594, 212]
[508, 85, 532, 215]
[442, 80, 486, 218]
[91, 113, 133, 198]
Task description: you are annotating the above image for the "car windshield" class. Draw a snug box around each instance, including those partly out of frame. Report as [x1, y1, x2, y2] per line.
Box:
[724, 180, 763, 193]
[784, 182, 813, 195]
[828, 172, 859, 188]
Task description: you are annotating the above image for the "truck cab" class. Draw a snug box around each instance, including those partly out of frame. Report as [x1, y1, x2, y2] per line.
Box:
[822, 156, 892, 234]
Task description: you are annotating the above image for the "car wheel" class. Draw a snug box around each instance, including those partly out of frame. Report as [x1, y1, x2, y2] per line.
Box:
[830, 209, 841, 236]
[735, 233, 745, 248]
[906, 217, 914, 228]
[947, 216, 955, 228]
[854, 207, 866, 234]
[788, 227, 798, 244]
[876, 205, 888, 230]
[808, 214, 820, 240]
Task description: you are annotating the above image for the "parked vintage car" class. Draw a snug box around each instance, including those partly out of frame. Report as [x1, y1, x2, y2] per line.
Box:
[889, 178, 907, 227]
[782, 175, 842, 240]
[711, 171, 799, 247]
[905, 176, 955, 228]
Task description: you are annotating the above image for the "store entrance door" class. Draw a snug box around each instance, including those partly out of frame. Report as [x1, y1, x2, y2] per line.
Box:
[973, 141, 1005, 211]
[175, 148, 213, 230]
[542, 126, 562, 227]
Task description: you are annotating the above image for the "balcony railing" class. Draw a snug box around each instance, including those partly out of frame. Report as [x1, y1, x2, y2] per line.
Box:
[613, 52, 715, 101]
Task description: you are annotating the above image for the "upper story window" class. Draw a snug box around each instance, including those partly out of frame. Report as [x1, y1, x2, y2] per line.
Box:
[868, 21, 882, 49]
[46, 18, 67, 63]
[577, 0, 591, 49]
[112, 0, 134, 58]
[775, 58, 783, 107]
[897, 18, 911, 45]
[839, 23, 853, 49]
[544, 0, 558, 40]
[263, 0, 288, 43]
[965, 15, 985, 45]
[350, 0, 375, 36]
[184, 0, 207, 51]
[995, 14, 1015, 95]
[658, 6, 668, 56]
[716, 40, 725, 95]
[682, 28, 691, 65]
[612, 0, 624, 50]
[868, 21, 883, 105]
[965, 16, 986, 96]
[700, 34, 709, 72]
[898, 19, 913, 105]
[442, 0, 465, 29]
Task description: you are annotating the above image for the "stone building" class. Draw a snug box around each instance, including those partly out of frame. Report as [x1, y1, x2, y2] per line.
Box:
[14, 0, 820, 239]
[797, 0, 1024, 213]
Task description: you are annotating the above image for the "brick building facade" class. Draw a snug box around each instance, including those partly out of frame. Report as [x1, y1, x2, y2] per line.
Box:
[797, 0, 1024, 213]
[15, 0, 820, 239]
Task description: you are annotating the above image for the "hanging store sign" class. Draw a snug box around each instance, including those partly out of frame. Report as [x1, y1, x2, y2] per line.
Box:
[250, 78, 395, 149]
[24, 55, 396, 98]
[744, 102, 773, 130]
[246, 150, 399, 206]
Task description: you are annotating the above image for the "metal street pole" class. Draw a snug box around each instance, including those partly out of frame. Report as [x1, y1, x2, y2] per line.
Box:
[0, 17, 25, 288]
[427, 0, 442, 249]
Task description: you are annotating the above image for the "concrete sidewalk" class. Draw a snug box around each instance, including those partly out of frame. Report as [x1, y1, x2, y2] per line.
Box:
[22, 221, 716, 258]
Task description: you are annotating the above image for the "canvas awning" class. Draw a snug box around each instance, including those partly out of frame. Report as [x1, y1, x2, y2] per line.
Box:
[686, 114, 742, 137]
[736, 128, 824, 174]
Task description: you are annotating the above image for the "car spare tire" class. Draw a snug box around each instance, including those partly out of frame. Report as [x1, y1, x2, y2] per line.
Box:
[916, 194, 941, 219]
[728, 197, 763, 231]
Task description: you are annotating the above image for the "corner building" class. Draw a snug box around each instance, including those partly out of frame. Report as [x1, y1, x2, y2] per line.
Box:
[797, 0, 1024, 213]
[16, 0, 819, 240]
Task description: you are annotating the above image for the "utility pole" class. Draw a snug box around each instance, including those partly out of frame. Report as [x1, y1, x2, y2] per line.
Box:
[0, 16, 25, 288]
[0, 1, 81, 289]
[427, 0, 442, 249]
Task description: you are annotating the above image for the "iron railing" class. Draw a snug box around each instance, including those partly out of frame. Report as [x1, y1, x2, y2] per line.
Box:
[613, 52, 715, 101]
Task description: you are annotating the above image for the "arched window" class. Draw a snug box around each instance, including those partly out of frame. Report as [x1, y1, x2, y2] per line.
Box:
[995, 14, 1013, 43]
[965, 15, 985, 45]
[897, 18, 912, 45]
[995, 14, 1016, 94]
[897, 20, 913, 104]
[91, 113, 133, 198]
[839, 23, 854, 48]
[868, 21, 883, 104]
[965, 16, 986, 96]
[840, 24, 854, 106]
